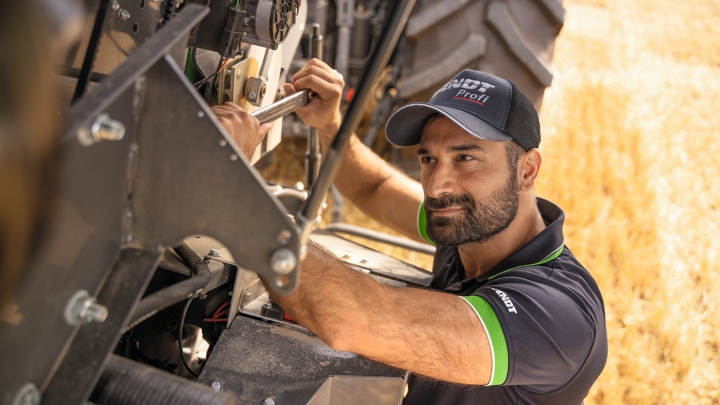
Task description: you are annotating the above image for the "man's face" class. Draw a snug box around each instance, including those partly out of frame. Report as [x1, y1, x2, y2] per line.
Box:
[418, 117, 520, 246]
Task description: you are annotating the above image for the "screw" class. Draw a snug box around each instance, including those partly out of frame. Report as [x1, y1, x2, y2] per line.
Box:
[277, 230, 291, 245]
[211, 381, 221, 391]
[270, 248, 297, 275]
[208, 249, 221, 257]
[111, 0, 120, 11]
[65, 290, 108, 325]
[264, 398, 275, 405]
[248, 92, 257, 101]
[263, 302, 273, 309]
[219, 139, 227, 147]
[118, 9, 130, 20]
[90, 113, 125, 143]
[244, 17, 250, 25]
[230, 154, 238, 161]
[12, 383, 40, 405]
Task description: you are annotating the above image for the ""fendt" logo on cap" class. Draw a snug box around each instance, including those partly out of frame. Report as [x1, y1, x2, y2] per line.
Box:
[434, 78, 496, 105]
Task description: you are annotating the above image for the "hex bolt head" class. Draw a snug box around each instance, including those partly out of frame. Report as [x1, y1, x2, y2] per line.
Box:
[264, 398, 275, 405]
[270, 248, 297, 275]
[208, 249, 221, 257]
[211, 381, 221, 391]
[65, 290, 108, 326]
[248, 92, 257, 101]
[90, 113, 125, 142]
[12, 383, 40, 405]
[263, 302, 273, 309]
[111, 0, 120, 11]
[118, 9, 131, 20]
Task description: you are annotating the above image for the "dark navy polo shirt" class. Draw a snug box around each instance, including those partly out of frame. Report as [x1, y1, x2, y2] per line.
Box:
[404, 198, 607, 405]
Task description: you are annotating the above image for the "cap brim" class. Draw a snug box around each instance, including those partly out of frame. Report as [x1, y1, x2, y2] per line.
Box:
[385, 103, 511, 147]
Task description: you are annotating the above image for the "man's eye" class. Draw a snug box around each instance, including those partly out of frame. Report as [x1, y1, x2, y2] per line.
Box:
[457, 155, 474, 161]
[420, 156, 436, 164]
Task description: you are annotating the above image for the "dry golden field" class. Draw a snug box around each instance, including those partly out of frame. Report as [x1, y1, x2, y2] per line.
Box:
[264, 0, 720, 403]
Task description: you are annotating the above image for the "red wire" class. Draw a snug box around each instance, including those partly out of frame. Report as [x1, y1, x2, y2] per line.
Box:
[203, 318, 228, 322]
[213, 302, 231, 318]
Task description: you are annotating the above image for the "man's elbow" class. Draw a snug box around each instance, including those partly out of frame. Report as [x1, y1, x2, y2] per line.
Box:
[320, 326, 355, 353]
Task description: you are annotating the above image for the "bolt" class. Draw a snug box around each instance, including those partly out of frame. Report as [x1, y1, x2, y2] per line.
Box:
[211, 381, 221, 391]
[65, 290, 108, 325]
[244, 17, 250, 25]
[118, 9, 130, 20]
[248, 92, 257, 101]
[219, 139, 227, 147]
[198, 111, 205, 117]
[111, 0, 120, 11]
[264, 398, 275, 405]
[90, 113, 125, 143]
[270, 248, 297, 275]
[277, 230, 291, 245]
[208, 249, 221, 257]
[263, 302, 273, 309]
[230, 154, 238, 161]
[12, 383, 41, 405]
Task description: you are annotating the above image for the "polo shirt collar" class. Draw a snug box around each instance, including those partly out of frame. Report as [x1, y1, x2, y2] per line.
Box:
[443, 198, 566, 292]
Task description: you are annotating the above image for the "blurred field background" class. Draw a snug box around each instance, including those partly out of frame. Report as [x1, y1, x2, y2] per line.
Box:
[263, 0, 720, 403]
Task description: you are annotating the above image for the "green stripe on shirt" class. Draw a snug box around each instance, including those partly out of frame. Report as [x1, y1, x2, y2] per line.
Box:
[462, 295, 509, 386]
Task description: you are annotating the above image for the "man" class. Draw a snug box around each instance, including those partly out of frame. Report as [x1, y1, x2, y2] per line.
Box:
[240, 59, 608, 404]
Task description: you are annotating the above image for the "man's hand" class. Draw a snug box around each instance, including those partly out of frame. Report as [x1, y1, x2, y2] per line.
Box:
[283, 58, 344, 146]
[211, 102, 272, 159]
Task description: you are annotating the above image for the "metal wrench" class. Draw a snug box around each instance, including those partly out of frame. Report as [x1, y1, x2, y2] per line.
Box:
[249, 89, 311, 124]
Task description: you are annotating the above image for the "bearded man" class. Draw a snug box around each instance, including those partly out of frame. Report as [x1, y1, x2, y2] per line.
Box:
[255, 60, 608, 405]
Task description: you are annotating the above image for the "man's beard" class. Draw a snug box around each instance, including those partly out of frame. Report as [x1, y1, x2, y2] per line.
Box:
[425, 172, 520, 246]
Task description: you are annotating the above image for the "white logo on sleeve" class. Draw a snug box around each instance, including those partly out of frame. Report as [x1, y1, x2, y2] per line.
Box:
[492, 288, 518, 314]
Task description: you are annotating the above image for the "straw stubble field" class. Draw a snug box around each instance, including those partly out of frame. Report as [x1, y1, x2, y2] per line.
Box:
[263, 0, 720, 402]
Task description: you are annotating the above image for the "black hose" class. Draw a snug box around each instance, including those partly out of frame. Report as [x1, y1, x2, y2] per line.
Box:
[91, 355, 235, 405]
[125, 243, 211, 331]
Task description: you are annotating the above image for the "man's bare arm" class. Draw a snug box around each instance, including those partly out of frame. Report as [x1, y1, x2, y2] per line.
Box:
[270, 243, 492, 385]
[284, 59, 425, 242]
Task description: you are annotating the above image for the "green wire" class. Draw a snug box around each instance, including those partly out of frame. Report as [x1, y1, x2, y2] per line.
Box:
[236, 0, 240, 9]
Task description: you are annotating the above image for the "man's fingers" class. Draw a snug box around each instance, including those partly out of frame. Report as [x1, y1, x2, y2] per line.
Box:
[283, 83, 297, 96]
[293, 75, 340, 101]
[258, 123, 272, 137]
[292, 65, 343, 88]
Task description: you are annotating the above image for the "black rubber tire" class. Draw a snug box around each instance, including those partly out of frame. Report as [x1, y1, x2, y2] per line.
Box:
[399, 0, 565, 108]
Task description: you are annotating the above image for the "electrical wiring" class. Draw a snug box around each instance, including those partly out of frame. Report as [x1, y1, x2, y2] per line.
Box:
[202, 300, 230, 323]
[192, 57, 231, 89]
[177, 297, 199, 378]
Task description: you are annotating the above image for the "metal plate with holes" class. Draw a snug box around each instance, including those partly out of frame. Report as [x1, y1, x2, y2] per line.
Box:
[309, 230, 433, 287]
[197, 316, 407, 405]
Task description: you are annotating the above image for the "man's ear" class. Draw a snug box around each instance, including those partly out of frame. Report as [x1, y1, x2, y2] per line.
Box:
[519, 148, 542, 191]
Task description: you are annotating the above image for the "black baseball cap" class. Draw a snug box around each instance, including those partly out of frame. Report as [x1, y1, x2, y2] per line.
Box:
[386, 70, 540, 151]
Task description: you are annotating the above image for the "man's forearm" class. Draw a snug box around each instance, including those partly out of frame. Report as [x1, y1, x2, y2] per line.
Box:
[270, 244, 492, 385]
[317, 128, 424, 241]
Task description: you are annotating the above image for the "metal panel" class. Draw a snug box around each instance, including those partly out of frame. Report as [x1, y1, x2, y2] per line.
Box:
[197, 316, 407, 404]
[41, 248, 163, 405]
[306, 375, 405, 405]
[309, 230, 433, 287]
[129, 54, 301, 293]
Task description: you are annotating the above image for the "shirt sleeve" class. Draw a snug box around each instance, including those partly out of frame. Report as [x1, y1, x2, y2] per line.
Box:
[461, 274, 595, 390]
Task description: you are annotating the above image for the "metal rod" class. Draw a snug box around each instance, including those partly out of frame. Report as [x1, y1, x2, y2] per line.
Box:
[324, 223, 436, 255]
[298, 0, 417, 240]
[306, 23, 323, 188]
[249, 89, 310, 124]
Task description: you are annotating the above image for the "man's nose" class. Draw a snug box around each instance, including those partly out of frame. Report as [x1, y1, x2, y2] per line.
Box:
[425, 162, 455, 198]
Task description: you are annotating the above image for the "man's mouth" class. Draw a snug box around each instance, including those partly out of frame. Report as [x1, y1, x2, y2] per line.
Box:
[430, 206, 464, 216]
